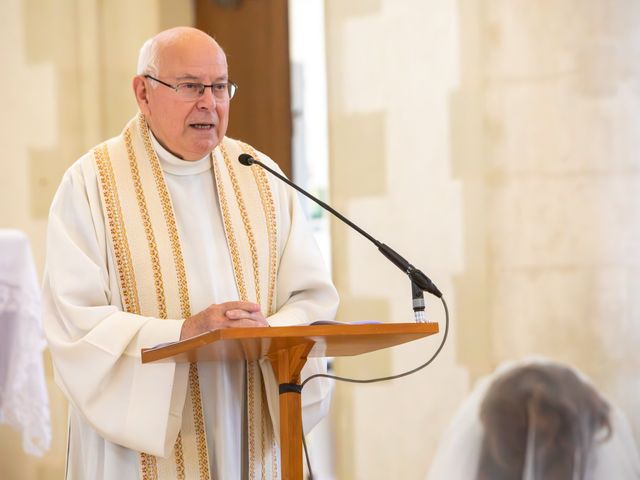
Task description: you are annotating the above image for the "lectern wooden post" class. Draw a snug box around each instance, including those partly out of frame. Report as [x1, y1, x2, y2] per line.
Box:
[141, 323, 439, 480]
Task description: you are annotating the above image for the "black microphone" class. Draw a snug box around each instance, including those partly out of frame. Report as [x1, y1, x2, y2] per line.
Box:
[237, 153, 442, 299]
[238, 154, 254, 166]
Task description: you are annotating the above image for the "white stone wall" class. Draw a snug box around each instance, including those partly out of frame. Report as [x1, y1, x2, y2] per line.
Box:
[326, 0, 640, 478]
[483, 0, 640, 442]
[326, 1, 469, 479]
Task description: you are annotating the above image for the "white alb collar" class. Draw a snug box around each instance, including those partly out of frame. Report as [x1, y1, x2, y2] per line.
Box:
[150, 132, 212, 176]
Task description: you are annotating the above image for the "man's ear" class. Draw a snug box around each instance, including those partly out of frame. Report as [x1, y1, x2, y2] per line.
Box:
[132, 76, 151, 115]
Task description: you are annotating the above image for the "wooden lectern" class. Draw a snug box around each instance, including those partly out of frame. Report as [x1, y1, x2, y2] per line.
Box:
[141, 322, 439, 480]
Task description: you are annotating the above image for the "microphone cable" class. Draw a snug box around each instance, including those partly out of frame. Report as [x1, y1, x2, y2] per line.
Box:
[301, 295, 449, 388]
[302, 430, 314, 480]
[299, 295, 450, 479]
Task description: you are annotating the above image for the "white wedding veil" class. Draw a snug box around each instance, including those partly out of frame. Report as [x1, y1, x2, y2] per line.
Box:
[425, 358, 640, 480]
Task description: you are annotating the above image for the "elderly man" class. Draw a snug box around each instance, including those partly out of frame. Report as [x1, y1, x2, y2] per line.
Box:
[43, 27, 338, 479]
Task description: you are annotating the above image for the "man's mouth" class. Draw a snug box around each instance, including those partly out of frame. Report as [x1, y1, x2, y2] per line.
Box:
[190, 123, 215, 130]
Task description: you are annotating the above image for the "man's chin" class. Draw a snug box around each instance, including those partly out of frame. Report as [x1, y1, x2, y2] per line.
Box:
[183, 139, 219, 161]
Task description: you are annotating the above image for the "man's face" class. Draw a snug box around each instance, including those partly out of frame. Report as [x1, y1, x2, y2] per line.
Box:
[135, 37, 230, 161]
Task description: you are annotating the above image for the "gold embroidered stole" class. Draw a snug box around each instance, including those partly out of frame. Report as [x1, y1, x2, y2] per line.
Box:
[93, 113, 281, 479]
[212, 139, 281, 479]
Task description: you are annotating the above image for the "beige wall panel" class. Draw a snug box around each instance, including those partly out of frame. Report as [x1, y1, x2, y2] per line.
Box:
[99, 0, 161, 137]
[327, 0, 640, 478]
[22, 0, 89, 219]
[326, 0, 468, 478]
[326, 0, 382, 20]
[484, 1, 640, 442]
[331, 112, 386, 198]
[159, 0, 195, 29]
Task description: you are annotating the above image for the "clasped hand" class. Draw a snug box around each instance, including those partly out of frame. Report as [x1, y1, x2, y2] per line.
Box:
[180, 301, 268, 340]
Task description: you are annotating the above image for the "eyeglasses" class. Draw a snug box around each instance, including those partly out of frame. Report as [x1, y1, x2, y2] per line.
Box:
[144, 75, 238, 101]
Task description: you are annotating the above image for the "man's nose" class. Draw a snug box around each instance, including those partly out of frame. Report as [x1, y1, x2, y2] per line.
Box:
[196, 86, 216, 109]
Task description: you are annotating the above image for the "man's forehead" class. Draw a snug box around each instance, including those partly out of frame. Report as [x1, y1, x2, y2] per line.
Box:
[159, 45, 228, 78]
[175, 72, 229, 82]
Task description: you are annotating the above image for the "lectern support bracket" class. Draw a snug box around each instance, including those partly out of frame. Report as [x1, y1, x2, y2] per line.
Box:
[279, 383, 303, 394]
[267, 341, 315, 479]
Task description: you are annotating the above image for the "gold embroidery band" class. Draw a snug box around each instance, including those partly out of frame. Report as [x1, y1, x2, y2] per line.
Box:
[238, 142, 278, 316]
[220, 143, 262, 307]
[123, 121, 169, 479]
[214, 145, 255, 477]
[212, 153, 248, 301]
[216, 145, 264, 478]
[140, 452, 158, 479]
[215, 140, 280, 478]
[174, 433, 186, 480]
[124, 127, 168, 320]
[94, 144, 140, 315]
[238, 143, 280, 479]
[188, 363, 210, 479]
[247, 363, 257, 478]
[261, 393, 268, 480]
[94, 143, 159, 477]
[138, 113, 192, 320]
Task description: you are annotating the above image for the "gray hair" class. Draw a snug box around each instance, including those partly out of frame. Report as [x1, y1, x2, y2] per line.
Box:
[137, 37, 160, 76]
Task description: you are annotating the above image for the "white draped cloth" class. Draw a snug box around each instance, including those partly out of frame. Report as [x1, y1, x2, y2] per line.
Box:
[43, 135, 339, 479]
[0, 229, 51, 456]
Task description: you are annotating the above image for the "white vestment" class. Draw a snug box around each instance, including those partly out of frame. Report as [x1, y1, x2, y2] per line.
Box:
[43, 119, 338, 479]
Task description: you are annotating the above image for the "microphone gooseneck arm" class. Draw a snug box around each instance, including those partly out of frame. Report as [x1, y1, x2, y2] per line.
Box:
[238, 153, 442, 299]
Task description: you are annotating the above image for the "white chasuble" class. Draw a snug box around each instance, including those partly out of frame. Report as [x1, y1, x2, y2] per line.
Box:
[43, 113, 338, 480]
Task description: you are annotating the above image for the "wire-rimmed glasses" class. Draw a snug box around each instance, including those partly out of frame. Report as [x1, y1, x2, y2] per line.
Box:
[144, 74, 237, 101]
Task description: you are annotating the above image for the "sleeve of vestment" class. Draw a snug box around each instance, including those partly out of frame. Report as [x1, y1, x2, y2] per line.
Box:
[42, 156, 189, 457]
[258, 157, 340, 434]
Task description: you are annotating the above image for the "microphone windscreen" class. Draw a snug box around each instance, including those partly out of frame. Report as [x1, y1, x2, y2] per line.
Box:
[238, 153, 254, 166]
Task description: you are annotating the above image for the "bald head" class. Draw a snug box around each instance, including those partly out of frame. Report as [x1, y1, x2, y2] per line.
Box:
[137, 27, 225, 76]
[132, 27, 231, 160]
